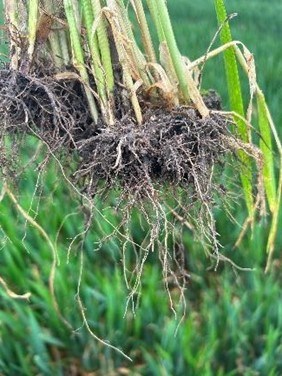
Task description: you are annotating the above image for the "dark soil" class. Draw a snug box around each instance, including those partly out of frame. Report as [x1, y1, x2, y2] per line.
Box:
[0, 69, 229, 198]
[75, 108, 229, 198]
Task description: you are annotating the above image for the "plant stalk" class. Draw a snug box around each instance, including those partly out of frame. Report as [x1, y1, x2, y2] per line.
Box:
[64, 0, 99, 123]
[27, 0, 39, 64]
[131, 0, 156, 64]
[153, 0, 189, 101]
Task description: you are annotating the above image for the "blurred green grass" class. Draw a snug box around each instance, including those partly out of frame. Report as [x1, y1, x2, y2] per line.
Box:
[0, 0, 282, 375]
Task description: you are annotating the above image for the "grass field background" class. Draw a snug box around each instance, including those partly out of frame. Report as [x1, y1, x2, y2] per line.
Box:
[0, 0, 281, 374]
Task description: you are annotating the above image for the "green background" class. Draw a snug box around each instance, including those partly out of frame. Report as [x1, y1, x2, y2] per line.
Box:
[0, 0, 281, 375]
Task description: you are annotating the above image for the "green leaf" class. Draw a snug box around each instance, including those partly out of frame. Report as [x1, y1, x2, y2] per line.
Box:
[214, 0, 254, 216]
[256, 89, 277, 213]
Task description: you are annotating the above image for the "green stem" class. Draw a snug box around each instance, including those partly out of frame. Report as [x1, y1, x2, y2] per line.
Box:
[58, 29, 71, 66]
[81, 0, 106, 99]
[146, 0, 165, 43]
[4, 0, 20, 69]
[105, 1, 143, 124]
[64, 0, 98, 123]
[132, 0, 156, 64]
[153, 0, 189, 101]
[111, 0, 150, 86]
[27, 0, 39, 62]
[42, 0, 63, 68]
[91, 0, 115, 92]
